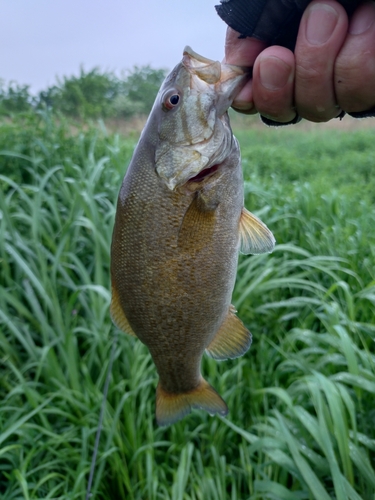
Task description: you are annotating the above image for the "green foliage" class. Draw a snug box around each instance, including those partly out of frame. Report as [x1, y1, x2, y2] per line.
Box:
[118, 65, 167, 117]
[0, 108, 132, 186]
[0, 81, 34, 115]
[235, 126, 375, 203]
[0, 113, 374, 499]
[39, 67, 120, 119]
[0, 65, 167, 120]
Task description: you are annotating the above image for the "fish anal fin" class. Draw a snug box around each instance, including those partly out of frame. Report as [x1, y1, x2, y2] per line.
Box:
[156, 378, 228, 426]
[239, 207, 276, 255]
[206, 305, 252, 360]
[110, 285, 137, 337]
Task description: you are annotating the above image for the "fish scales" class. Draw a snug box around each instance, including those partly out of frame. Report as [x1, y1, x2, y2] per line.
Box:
[110, 46, 276, 426]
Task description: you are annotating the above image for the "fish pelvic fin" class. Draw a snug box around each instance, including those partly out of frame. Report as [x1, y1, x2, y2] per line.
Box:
[110, 285, 137, 337]
[239, 207, 276, 255]
[178, 194, 216, 252]
[155, 378, 228, 426]
[206, 305, 252, 360]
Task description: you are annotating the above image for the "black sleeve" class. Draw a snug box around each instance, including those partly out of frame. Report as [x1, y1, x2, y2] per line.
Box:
[216, 0, 362, 50]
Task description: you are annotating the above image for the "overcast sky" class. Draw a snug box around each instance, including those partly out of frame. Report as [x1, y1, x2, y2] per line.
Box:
[0, 0, 227, 94]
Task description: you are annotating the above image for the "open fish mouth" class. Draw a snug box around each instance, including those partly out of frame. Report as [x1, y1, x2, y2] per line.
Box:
[187, 164, 220, 183]
[182, 46, 222, 85]
[183, 46, 218, 66]
[182, 45, 250, 110]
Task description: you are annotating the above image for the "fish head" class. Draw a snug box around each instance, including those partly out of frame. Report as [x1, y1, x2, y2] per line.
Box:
[152, 46, 250, 190]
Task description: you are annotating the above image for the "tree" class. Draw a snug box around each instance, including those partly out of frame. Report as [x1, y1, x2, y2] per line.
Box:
[1, 64, 168, 119]
[0, 81, 33, 115]
[117, 66, 167, 117]
[38, 67, 120, 119]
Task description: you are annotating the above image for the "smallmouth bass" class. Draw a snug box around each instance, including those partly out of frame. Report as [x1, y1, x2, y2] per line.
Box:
[110, 47, 275, 426]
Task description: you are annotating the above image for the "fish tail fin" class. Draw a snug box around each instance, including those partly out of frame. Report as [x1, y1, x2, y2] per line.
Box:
[155, 378, 228, 426]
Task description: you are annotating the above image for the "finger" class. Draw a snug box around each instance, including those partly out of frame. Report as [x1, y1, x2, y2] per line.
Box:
[335, 1, 375, 113]
[252, 46, 296, 123]
[224, 27, 267, 65]
[224, 27, 267, 113]
[295, 0, 348, 122]
[231, 82, 259, 115]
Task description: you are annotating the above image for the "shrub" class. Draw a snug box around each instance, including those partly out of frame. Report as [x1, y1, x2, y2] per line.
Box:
[0, 81, 34, 115]
[38, 67, 120, 119]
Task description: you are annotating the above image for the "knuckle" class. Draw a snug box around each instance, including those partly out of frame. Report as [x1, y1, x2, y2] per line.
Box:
[296, 59, 324, 83]
[295, 59, 337, 121]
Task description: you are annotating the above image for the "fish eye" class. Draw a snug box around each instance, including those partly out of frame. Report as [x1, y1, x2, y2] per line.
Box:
[169, 95, 180, 105]
[162, 90, 181, 111]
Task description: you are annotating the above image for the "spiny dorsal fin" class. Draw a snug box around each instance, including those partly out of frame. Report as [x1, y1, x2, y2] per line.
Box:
[110, 285, 137, 337]
[156, 377, 228, 426]
[239, 207, 276, 255]
[205, 305, 252, 360]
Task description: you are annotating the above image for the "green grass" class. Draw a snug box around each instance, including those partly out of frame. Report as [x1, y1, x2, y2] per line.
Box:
[0, 112, 374, 499]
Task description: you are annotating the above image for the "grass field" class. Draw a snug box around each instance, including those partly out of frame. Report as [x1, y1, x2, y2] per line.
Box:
[0, 111, 375, 499]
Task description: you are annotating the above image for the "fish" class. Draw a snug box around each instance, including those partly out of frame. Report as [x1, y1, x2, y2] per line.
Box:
[110, 46, 275, 426]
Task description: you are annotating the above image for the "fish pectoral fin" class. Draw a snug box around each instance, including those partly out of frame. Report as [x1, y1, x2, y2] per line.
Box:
[239, 207, 276, 255]
[156, 378, 228, 426]
[110, 285, 137, 337]
[205, 305, 251, 360]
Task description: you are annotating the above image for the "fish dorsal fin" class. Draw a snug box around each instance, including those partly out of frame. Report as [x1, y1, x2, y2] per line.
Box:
[110, 285, 137, 337]
[205, 305, 252, 360]
[239, 207, 276, 255]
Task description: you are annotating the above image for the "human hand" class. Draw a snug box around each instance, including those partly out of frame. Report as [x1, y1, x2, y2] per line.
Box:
[224, 0, 375, 123]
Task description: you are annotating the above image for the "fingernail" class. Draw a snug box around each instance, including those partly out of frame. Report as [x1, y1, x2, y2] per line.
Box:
[349, 7, 375, 34]
[231, 100, 254, 112]
[259, 56, 292, 90]
[306, 3, 338, 45]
